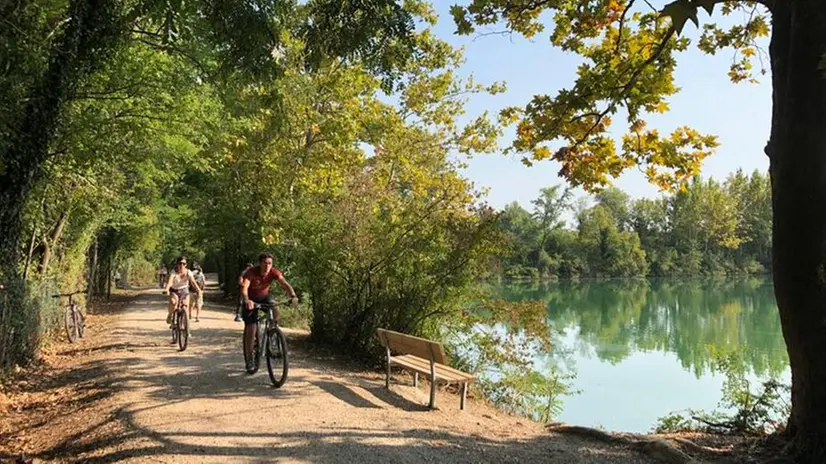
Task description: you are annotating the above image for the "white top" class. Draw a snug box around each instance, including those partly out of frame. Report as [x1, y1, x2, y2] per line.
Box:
[169, 270, 193, 290]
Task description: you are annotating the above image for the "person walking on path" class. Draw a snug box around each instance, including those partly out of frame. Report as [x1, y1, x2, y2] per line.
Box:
[189, 263, 206, 322]
[159, 265, 168, 288]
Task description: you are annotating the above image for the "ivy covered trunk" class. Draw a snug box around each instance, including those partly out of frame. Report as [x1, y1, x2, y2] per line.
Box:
[0, 0, 121, 278]
[768, 0, 826, 458]
[0, 0, 122, 370]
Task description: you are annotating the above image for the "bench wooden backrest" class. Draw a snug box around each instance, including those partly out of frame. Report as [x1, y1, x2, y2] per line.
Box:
[376, 328, 447, 365]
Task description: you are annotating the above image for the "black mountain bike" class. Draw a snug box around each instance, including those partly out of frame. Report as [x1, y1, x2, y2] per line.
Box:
[243, 300, 289, 388]
[53, 289, 87, 343]
[170, 295, 189, 351]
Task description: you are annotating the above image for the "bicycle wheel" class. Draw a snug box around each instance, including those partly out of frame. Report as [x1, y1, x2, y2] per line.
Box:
[266, 325, 288, 388]
[243, 324, 259, 374]
[254, 322, 264, 372]
[77, 310, 86, 338]
[65, 307, 79, 343]
[177, 310, 188, 351]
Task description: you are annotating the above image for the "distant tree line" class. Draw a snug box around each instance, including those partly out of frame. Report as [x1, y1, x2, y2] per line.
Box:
[495, 170, 771, 279]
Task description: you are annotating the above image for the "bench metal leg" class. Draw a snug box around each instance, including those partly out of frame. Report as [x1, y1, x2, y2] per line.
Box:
[385, 347, 391, 389]
[429, 360, 436, 409]
[414, 372, 419, 387]
[460, 382, 468, 410]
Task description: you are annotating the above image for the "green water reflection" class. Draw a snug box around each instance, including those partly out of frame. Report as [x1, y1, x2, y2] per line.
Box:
[493, 278, 789, 431]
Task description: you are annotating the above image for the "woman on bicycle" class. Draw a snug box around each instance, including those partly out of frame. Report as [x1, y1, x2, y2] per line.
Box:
[163, 256, 202, 325]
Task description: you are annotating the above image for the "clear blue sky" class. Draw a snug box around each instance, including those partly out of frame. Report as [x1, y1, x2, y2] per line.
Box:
[429, 4, 771, 210]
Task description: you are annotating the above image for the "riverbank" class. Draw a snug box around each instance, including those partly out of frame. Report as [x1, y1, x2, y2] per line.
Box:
[0, 284, 772, 463]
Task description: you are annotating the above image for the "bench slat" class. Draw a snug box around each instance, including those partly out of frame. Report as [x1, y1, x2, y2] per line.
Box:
[394, 354, 475, 381]
[392, 355, 474, 383]
[391, 357, 466, 383]
[377, 328, 447, 365]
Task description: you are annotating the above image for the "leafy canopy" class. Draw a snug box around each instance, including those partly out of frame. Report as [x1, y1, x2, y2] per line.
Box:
[450, 0, 770, 191]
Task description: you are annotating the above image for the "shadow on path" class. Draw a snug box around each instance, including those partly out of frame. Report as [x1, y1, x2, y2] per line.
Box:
[0, 287, 653, 464]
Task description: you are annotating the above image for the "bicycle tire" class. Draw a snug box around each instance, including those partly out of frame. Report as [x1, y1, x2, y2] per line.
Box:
[254, 323, 264, 372]
[65, 306, 78, 343]
[78, 310, 86, 338]
[171, 316, 178, 344]
[177, 310, 188, 351]
[266, 325, 288, 388]
[243, 324, 259, 374]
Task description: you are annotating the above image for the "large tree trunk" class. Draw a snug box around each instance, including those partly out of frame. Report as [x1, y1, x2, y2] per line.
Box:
[768, 0, 826, 459]
[38, 210, 71, 276]
[0, 0, 121, 279]
[88, 237, 99, 296]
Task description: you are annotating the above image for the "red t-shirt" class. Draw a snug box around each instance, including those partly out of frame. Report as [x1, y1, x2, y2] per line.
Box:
[243, 267, 283, 298]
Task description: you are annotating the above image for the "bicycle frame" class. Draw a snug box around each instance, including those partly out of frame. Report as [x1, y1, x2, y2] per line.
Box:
[248, 300, 290, 387]
[254, 304, 278, 327]
[53, 289, 87, 343]
[252, 299, 292, 330]
[53, 289, 86, 307]
[171, 296, 189, 350]
[164, 290, 190, 318]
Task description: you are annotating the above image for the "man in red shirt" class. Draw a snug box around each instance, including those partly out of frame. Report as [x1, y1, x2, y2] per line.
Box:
[240, 252, 298, 372]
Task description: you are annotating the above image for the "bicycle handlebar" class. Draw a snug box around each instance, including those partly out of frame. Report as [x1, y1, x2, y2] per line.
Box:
[52, 289, 88, 298]
[252, 298, 297, 309]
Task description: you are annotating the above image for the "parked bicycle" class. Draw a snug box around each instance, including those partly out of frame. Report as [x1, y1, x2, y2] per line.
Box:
[52, 289, 87, 343]
[243, 299, 289, 387]
[169, 295, 189, 351]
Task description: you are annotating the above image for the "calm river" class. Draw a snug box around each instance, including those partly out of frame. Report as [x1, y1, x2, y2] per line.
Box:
[493, 278, 789, 432]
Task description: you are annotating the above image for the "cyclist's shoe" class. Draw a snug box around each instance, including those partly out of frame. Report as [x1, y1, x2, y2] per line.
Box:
[234, 314, 242, 322]
[166, 313, 173, 324]
[245, 359, 255, 373]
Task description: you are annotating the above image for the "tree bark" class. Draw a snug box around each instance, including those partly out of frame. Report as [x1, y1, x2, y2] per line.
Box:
[88, 237, 99, 296]
[38, 210, 71, 276]
[22, 228, 38, 281]
[107, 252, 113, 300]
[0, 0, 121, 278]
[767, 0, 826, 459]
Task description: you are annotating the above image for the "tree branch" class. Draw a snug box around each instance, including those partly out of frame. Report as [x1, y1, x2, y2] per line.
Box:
[501, 0, 555, 16]
[73, 94, 133, 101]
[473, 29, 515, 42]
[721, 0, 772, 10]
[132, 34, 213, 79]
[566, 26, 676, 153]
[691, 415, 734, 430]
[112, 110, 182, 123]
[616, 0, 636, 54]
[700, 0, 773, 11]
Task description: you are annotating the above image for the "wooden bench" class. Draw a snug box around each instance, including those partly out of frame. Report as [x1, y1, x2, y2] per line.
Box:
[376, 328, 475, 410]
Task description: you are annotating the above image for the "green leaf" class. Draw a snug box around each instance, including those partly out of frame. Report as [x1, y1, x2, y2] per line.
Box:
[661, 0, 699, 35]
[450, 5, 475, 35]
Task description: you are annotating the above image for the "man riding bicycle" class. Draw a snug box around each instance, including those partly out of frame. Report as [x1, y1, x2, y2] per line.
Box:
[240, 253, 298, 372]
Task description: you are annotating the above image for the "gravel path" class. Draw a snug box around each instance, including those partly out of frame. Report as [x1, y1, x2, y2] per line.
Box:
[1, 281, 660, 463]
